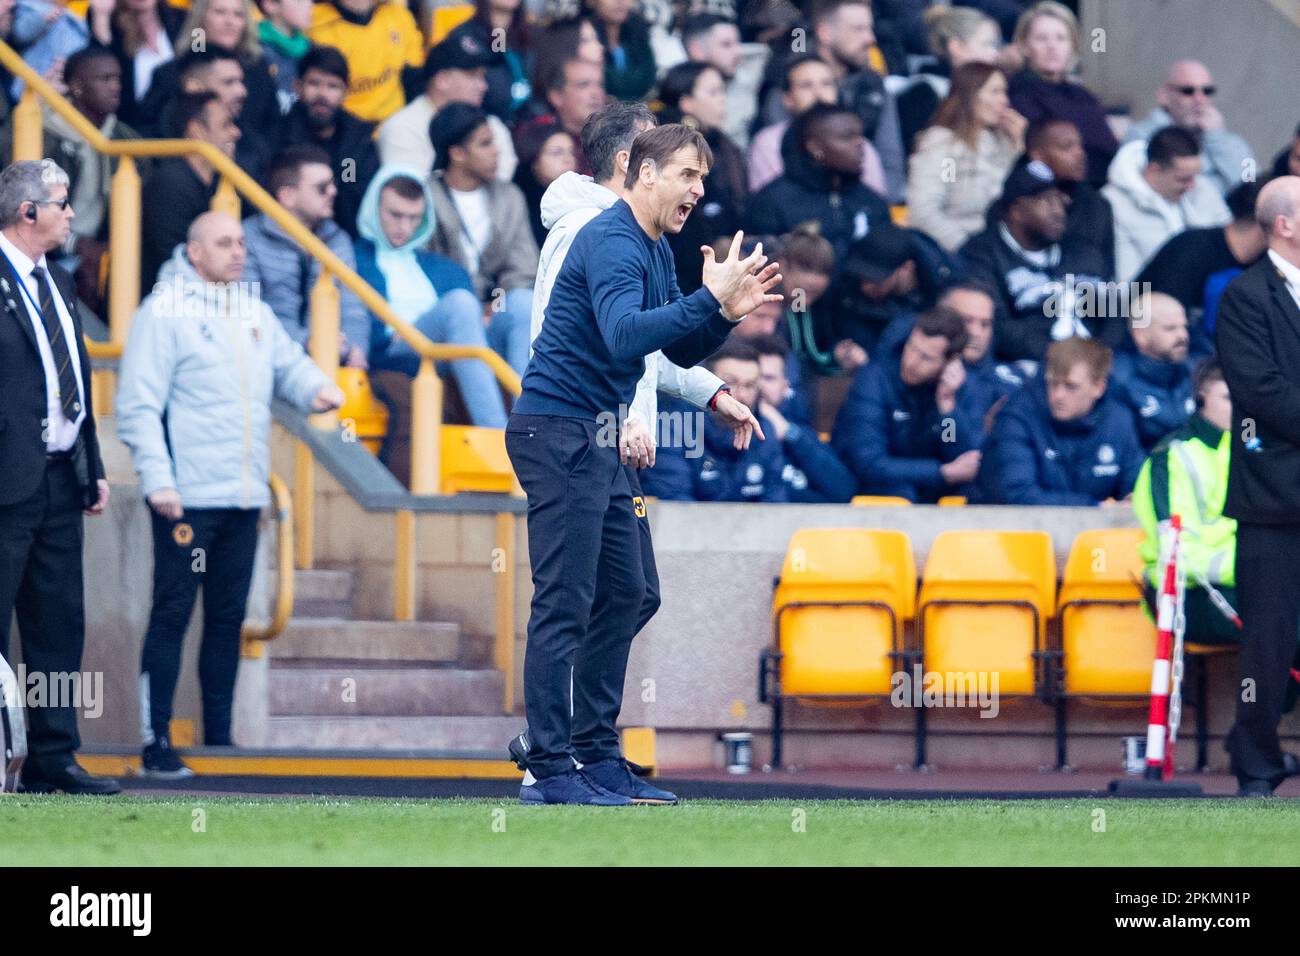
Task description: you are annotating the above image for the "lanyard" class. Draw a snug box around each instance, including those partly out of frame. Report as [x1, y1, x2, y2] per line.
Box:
[0, 248, 49, 319]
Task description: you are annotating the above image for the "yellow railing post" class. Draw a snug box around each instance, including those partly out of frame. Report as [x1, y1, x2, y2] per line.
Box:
[109, 156, 141, 342]
[241, 474, 295, 655]
[494, 512, 516, 713]
[211, 176, 240, 218]
[11, 88, 41, 161]
[294, 439, 314, 570]
[410, 357, 443, 495]
[394, 510, 416, 621]
[308, 271, 340, 432]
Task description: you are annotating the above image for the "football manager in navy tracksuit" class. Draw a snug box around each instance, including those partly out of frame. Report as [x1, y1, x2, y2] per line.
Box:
[976, 337, 1144, 505]
[506, 124, 780, 806]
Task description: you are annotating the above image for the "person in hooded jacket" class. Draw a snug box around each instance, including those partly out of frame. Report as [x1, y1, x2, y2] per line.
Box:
[832, 305, 984, 502]
[116, 212, 343, 777]
[354, 165, 507, 428]
[1109, 292, 1195, 452]
[745, 102, 891, 265]
[976, 336, 1143, 505]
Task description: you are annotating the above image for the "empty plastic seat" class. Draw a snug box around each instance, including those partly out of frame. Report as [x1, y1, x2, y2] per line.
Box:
[918, 530, 1056, 697]
[1058, 528, 1155, 696]
[761, 529, 917, 768]
[440, 425, 512, 494]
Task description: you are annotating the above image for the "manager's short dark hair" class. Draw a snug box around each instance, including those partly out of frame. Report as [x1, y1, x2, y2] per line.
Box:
[1147, 126, 1201, 167]
[582, 101, 656, 183]
[623, 124, 713, 190]
[299, 44, 350, 85]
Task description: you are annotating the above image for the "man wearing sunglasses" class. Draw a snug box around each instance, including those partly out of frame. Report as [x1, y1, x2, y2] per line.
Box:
[0, 159, 118, 794]
[1123, 60, 1254, 197]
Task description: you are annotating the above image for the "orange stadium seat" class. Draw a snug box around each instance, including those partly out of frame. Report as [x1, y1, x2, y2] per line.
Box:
[760, 529, 917, 769]
[1053, 528, 1157, 767]
[915, 530, 1055, 766]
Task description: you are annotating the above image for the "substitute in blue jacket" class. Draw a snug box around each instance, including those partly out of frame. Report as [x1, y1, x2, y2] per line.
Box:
[354, 164, 507, 428]
[877, 281, 1037, 437]
[507, 124, 778, 805]
[831, 306, 984, 502]
[977, 337, 1144, 505]
[1109, 291, 1195, 451]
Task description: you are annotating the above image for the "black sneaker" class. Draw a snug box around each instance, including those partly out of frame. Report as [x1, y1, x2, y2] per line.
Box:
[507, 730, 530, 772]
[141, 738, 195, 780]
[581, 757, 678, 805]
[519, 767, 632, 806]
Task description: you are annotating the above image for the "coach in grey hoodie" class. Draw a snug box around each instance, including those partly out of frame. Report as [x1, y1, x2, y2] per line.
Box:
[116, 212, 341, 774]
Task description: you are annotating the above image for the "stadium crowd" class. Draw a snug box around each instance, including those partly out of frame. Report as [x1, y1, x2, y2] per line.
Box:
[0, 0, 1285, 514]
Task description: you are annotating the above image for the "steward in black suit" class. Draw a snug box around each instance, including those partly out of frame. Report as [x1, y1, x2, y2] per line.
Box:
[0, 160, 119, 794]
[1217, 192, 1300, 796]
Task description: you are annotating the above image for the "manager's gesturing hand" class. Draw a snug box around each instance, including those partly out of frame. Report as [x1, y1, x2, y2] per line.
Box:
[701, 231, 783, 321]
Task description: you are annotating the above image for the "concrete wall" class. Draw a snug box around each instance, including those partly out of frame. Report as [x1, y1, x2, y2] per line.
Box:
[1080, 0, 1300, 165]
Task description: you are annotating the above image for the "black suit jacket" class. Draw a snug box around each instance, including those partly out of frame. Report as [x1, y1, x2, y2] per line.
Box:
[0, 252, 104, 509]
[1217, 254, 1300, 524]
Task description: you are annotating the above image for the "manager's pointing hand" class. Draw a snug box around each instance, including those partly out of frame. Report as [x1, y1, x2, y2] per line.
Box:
[701, 231, 784, 321]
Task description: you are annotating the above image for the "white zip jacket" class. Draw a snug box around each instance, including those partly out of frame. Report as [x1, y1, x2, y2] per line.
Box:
[116, 244, 329, 509]
[530, 171, 724, 439]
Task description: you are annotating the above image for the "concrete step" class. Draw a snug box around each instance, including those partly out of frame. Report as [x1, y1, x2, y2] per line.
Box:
[268, 666, 505, 717]
[263, 715, 523, 750]
[292, 568, 355, 619]
[268, 618, 460, 664]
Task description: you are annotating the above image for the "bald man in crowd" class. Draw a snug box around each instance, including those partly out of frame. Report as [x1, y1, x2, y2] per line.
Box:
[1215, 176, 1300, 796]
[117, 212, 343, 780]
[1110, 292, 1195, 451]
[1124, 60, 1255, 196]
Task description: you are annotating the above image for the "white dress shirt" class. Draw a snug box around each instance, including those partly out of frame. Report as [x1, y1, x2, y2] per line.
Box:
[0, 231, 86, 452]
[1268, 249, 1300, 313]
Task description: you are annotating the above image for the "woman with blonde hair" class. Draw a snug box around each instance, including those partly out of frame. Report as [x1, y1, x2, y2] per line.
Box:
[137, 0, 282, 131]
[907, 62, 1025, 252]
[1007, 0, 1117, 185]
[897, 4, 1003, 152]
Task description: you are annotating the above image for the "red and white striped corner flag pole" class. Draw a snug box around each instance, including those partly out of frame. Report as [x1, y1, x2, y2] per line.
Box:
[1144, 515, 1183, 782]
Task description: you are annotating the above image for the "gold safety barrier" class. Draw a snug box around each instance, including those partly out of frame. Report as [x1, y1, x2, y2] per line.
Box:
[241, 473, 294, 653]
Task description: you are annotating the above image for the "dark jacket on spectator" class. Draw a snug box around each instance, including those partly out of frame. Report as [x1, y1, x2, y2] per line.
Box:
[275, 100, 380, 239]
[109, 1, 186, 129]
[959, 223, 1117, 362]
[693, 414, 791, 503]
[976, 378, 1144, 505]
[778, 417, 857, 502]
[1109, 348, 1195, 452]
[444, 17, 531, 122]
[140, 157, 216, 289]
[1062, 179, 1115, 276]
[746, 129, 892, 263]
[136, 51, 282, 140]
[1215, 255, 1300, 524]
[1008, 69, 1118, 187]
[831, 351, 983, 502]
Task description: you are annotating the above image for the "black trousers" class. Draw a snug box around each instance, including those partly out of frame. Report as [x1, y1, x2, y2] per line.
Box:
[0, 458, 86, 770]
[141, 507, 259, 747]
[507, 414, 661, 779]
[1226, 522, 1300, 785]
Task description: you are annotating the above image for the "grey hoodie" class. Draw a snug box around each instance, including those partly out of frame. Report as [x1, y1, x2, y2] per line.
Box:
[116, 245, 328, 509]
[530, 171, 725, 437]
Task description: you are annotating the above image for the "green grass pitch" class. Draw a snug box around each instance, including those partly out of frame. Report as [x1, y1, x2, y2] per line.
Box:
[4, 796, 1300, 865]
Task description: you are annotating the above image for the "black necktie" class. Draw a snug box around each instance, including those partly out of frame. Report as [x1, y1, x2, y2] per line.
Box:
[31, 265, 80, 421]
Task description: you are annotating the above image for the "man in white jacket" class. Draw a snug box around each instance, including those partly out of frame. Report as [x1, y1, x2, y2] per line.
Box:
[116, 212, 343, 779]
[1103, 125, 1230, 284]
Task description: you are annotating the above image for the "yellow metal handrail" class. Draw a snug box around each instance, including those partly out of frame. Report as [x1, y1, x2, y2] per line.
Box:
[241, 473, 294, 651]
